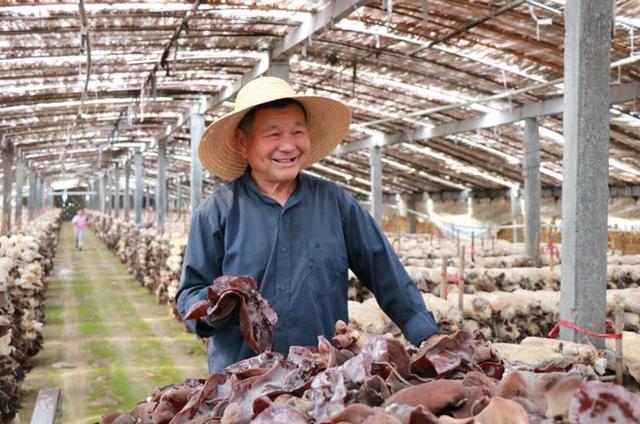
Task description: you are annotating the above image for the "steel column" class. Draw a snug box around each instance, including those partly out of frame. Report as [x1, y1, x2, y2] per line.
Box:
[2, 147, 13, 233]
[370, 146, 383, 223]
[124, 160, 130, 221]
[190, 105, 204, 214]
[156, 138, 167, 233]
[14, 159, 24, 228]
[28, 171, 36, 219]
[134, 148, 143, 225]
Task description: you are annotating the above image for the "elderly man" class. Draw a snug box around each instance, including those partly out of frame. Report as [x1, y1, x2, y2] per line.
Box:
[177, 76, 438, 372]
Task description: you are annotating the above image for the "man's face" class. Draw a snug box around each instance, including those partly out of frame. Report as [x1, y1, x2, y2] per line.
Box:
[237, 103, 311, 187]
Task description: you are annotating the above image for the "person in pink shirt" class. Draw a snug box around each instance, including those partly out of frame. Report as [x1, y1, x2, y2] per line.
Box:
[71, 208, 88, 251]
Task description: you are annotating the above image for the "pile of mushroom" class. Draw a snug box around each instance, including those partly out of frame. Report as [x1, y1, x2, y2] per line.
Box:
[99, 327, 640, 424]
[0, 210, 61, 422]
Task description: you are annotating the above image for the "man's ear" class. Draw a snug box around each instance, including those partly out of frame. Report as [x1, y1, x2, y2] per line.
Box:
[235, 129, 247, 158]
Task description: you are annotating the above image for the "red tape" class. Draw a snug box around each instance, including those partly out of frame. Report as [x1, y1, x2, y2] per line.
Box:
[548, 319, 622, 340]
[440, 272, 463, 284]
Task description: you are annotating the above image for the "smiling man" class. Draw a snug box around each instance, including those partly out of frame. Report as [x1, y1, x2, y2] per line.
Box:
[176, 76, 438, 373]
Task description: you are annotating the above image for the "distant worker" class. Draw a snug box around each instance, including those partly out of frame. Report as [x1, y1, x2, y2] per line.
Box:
[71, 208, 88, 251]
[177, 76, 438, 372]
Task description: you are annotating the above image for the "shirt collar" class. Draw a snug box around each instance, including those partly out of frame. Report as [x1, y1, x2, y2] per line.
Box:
[240, 167, 305, 209]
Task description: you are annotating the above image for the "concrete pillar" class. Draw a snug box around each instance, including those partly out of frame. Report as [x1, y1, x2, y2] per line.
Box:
[369, 146, 383, 224]
[523, 118, 541, 263]
[134, 148, 143, 224]
[190, 105, 204, 214]
[2, 146, 13, 233]
[156, 138, 167, 234]
[114, 165, 121, 218]
[14, 159, 24, 228]
[269, 56, 290, 81]
[560, 0, 612, 347]
[28, 170, 36, 219]
[124, 160, 131, 221]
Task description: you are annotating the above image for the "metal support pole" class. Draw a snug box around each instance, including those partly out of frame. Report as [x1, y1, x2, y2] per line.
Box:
[560, 0, 612, 348]
[2, 147, 13, 233]
[43, 178, 51, 207]
[35, 175, 43, 211]
[406, 193, 417, 234]
[510, 186, 521, 243]
[14, 159, 24, 228]
[523, 118, 541, 263]
[370, 145, 383, 224]
[99, 172, 106, 213]
[109, 170, 116, 215]
[177, 176, 183, 218]
[114, 165, 121, 218]
[269, 56, 290, 81]
[190, 105, 204, 214]
[134, 148, 143, 225]
[94, 177, 100, 210]
[28, 170, 36, 219]
[124, 159, 131, 221]
[89, 179, 96, 210]
[157, 138, 166, 234]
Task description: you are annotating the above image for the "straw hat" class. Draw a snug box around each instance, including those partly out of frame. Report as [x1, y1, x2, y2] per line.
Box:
[199, 76, 352, 181]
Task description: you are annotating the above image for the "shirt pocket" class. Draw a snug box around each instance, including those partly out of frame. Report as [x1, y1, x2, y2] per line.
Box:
[305, 239, 347, 297]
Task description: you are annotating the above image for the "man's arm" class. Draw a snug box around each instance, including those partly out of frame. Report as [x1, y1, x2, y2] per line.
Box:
[340, 190, 438, 345]
[176, 206, 232, 337]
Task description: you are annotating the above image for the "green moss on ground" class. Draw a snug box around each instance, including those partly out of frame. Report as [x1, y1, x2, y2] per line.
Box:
[19, 223, 208, 423]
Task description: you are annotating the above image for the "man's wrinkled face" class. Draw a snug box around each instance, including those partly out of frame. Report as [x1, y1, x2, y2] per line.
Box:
[237, 103, 311, 188]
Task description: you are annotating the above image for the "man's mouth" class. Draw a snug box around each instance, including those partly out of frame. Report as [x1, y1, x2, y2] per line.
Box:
[272, 157, 298, 164]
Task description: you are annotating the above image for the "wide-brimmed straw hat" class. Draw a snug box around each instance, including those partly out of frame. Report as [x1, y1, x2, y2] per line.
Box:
[199, 76, 352, 181]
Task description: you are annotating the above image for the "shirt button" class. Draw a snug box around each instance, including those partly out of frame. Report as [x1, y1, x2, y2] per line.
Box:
[281, 247, 287, 253]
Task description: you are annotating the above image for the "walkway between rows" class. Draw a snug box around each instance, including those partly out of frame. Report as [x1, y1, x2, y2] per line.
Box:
[20, 222, 208, 424]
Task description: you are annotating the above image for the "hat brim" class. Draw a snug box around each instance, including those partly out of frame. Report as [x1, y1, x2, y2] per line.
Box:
[199, 95, 352, 181]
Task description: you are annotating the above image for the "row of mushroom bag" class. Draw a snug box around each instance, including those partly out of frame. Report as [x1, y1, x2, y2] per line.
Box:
[88, 212, 187, 320]
[405, 264, 640, 294]
[347, 281, 640, 385]
[0, 209, 61, 423]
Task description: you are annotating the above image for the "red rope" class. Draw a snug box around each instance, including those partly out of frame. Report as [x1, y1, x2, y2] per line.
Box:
[548, 319, 622, 340]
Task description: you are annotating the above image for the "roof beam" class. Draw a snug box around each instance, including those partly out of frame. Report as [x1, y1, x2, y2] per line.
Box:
[157, 0, 368, 142]
[334, 80, 640, 155]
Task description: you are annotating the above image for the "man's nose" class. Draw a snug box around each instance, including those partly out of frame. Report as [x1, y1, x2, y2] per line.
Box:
[278, 137, 296, 151]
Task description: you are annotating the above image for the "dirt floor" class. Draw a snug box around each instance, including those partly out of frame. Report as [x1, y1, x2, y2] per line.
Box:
[19, 222, 208, 423]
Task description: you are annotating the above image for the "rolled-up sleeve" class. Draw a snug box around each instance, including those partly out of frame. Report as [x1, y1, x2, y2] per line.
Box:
[340, 190, 438, 346]
[176, 206, 227, 337]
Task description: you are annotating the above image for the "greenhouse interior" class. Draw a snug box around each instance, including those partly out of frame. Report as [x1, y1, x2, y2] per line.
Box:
[1, 0, 640, 423]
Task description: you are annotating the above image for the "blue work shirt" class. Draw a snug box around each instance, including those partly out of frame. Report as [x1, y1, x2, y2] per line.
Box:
[176, 169, 438, 372]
